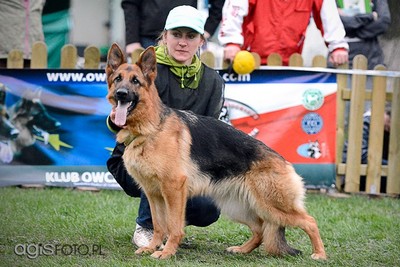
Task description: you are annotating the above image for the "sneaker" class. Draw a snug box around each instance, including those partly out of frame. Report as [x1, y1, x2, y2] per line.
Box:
[132, 224, 153, 247]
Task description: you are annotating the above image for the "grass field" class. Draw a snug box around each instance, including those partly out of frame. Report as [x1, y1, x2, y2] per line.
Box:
[0, 186, 399, 267]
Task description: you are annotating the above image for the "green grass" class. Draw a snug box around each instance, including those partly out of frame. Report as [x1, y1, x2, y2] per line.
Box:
[0, 187, 399, 267]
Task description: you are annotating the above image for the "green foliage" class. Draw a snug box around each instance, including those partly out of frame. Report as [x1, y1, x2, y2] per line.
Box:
[0, 187, 399, 266]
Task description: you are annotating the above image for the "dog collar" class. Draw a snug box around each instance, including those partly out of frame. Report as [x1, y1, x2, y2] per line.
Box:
[123, 134, 138, 146]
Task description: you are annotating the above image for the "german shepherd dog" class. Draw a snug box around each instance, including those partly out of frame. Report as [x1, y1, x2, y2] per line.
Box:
[8, 90, 61, 156]
[0, 84, 19, 163]
[106, 43, 327, 260]
[0, 84, 19, 141]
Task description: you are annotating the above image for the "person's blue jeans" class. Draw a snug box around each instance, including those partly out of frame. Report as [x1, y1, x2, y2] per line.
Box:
[136, 192, 220, 229]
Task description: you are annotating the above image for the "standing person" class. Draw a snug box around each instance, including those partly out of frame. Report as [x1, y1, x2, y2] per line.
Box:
[121, 0, 225, 55]
[341, 106, 391, 193]
[42, 0, 71, 68]
[107, 5, 223, 248]
[218, 0, 349, 66]
[0, 0, 45, 68]
[337, 0, 391, 69]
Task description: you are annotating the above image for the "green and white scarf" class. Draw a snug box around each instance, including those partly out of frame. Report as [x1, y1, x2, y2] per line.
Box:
[155, 45, 203, 89]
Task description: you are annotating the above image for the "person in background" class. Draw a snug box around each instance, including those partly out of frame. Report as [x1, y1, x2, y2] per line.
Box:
[107, 5, 224, 248]
[42, 0, 71, 69]
[342, 106, 391, 193]
[0, 0, 45, 68]
[218, 0, 349, 66]
[337, 0, 391, 70]
[121, 0, 225, 55]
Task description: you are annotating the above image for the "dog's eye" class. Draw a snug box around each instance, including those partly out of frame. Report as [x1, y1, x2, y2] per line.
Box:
[132, 77, 141, 85]
[114, 75, 122, 83]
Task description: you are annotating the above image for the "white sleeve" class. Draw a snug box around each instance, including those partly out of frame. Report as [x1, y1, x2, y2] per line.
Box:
[320, 0, 349, 52]
[218, 0, 249, 46]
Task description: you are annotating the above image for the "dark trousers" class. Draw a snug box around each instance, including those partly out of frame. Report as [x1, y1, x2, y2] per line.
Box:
[136, 192, 220, 229]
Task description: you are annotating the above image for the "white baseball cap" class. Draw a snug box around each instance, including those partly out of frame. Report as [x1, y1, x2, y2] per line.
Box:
[164, 5, 206, 34]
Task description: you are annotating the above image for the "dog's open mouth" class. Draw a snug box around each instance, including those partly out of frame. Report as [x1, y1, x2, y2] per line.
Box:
[115, 101, 131, 126]
[114, 92, 138, 127]
[32, 125, 50, 144]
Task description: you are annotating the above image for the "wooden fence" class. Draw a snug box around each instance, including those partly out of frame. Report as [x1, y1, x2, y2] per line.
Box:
[3, 42, 400, 196]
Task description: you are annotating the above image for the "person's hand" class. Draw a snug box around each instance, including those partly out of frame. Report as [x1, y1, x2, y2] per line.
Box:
[125, 42, 143, 55]
[372, 11, 378, 21]
[223, 44, 241, 63]
[329, 48, 349, 67]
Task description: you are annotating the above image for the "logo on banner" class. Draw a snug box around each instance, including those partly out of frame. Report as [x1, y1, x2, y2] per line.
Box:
[297, 140, 323, 159]
[302, 88, 324, 111]
[224, 98, 260, 137]
[301, 112, 323, 134]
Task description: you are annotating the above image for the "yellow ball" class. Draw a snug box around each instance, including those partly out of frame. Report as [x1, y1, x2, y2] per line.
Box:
[232, 50, 256, 75]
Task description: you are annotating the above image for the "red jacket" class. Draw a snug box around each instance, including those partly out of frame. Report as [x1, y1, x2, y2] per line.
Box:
[219, 0, 348, 65]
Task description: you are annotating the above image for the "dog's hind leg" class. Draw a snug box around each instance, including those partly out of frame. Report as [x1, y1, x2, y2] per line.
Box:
[288, 212, 326, 260]
[226, 218, 263, 254]
[262, 222, 302, 256]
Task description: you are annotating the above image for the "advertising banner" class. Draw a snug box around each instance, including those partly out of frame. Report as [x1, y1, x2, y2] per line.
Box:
[0, 68, 336, 189]
[221, 69, 337, 187]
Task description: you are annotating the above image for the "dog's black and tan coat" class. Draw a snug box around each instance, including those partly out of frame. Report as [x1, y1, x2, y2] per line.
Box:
[106, 43, 327, 260]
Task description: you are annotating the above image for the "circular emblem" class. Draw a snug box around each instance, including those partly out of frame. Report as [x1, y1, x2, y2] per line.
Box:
[301, 113, 323, 134]
[302, 88, 324, 111]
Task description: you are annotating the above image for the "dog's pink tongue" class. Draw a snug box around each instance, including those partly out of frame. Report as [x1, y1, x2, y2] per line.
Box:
[115, 101, 129, 126]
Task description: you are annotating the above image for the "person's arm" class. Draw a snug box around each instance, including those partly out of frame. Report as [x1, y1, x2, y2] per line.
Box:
[106, 109, 141, 197]
[218, 0, 249, 62]
[205, 70, 225, 119]
[354, 0, 391, 39]
[107, 142, 142, 197]
[314, 0, 349, 66]
[121, 0, 142, 54]
[339, 13, 375, 34]
[204, 0, 225, 38]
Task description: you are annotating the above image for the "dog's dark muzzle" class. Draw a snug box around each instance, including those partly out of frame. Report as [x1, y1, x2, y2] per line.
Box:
[115, 88, 138, 112]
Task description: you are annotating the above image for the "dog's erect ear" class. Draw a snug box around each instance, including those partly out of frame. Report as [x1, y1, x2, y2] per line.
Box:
[106, 43, 126, 76]
[137, 46, 157, 83]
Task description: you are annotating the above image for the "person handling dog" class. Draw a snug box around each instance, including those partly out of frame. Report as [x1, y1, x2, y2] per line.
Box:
[106, 5, 224, 248]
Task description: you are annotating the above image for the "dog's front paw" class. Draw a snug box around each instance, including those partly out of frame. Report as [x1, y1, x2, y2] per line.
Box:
[135, 247, 155, 255]
[151, 250, 174, 259]
[311, 252, 327, 260]
[226, 246, 244, 253]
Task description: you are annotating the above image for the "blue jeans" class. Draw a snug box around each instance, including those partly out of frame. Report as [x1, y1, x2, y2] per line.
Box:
[136, 192, 220, 229]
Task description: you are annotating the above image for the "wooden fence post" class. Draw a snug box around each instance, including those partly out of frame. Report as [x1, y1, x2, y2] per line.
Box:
[344, 55, 368, 193]
[200, 51, 215, 68]
[31, 41, 47, 69]
[267, 53, 282, 66]
[60, 44, 77, 69]
[365, 65, 387, 194]
[84, 45, 100, 69]
[312, 55, 327, 68]
[288, 53, 303, 67]
[335, 63, 349, 189]
[7, 50, 24, 68]
[387, 77, 400, 195]
[131, 48, 144, 64]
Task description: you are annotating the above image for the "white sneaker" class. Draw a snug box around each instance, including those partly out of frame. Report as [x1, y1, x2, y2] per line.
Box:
[132, 224, 153, 247]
